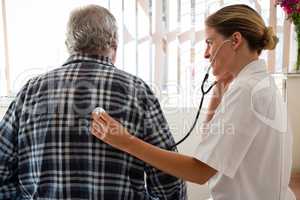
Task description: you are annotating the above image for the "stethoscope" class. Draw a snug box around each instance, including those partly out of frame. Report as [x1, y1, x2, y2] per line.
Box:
[169, 39, 231, 149]
[168, 65, 217, 149]
[92, 39, 232, 149]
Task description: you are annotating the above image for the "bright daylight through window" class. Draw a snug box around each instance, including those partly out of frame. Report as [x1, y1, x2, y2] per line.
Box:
[0, 0, 296, 108]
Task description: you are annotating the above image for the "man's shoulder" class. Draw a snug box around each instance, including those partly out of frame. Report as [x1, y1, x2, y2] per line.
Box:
[22, 64, 153, 96]
[113, 67, 152, 91]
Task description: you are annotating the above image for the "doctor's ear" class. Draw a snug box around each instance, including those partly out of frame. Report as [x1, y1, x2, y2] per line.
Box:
[231, 32, 242, 49]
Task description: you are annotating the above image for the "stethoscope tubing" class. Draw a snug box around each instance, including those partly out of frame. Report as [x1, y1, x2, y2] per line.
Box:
[169, 69, 217, 150]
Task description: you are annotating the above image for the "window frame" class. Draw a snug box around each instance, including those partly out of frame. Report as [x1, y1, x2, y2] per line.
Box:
[0, 0, 295, 107]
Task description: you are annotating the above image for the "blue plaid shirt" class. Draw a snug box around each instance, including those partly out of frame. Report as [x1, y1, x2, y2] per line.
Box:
[0, 54, 187, 200]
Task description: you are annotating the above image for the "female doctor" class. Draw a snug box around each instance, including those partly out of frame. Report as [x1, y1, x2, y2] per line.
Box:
[91, 4, 295, 200]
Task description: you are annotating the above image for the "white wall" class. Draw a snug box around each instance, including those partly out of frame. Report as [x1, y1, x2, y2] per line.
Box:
[0, 104, 9, 119]
[0, 97, 12, 119]
[0, 108, 5, 118]
[287, 75, 300, 173]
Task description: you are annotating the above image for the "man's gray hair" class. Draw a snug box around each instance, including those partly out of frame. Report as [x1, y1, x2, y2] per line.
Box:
[65, 5, 118, 54]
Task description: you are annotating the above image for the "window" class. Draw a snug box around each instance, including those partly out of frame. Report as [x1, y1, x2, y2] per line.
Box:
[0, 0, 296, 107]
[0, 0, 7, 97]
[3, 0, 109, 95]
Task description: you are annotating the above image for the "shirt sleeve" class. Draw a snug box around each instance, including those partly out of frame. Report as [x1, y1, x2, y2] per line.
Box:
[0, 99, 20, 199]
[0, 82, 29, 199]
[137, 82, 187, 200]
[194, 85, 260, 179]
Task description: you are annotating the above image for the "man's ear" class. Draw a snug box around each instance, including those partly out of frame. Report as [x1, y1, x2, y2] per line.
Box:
[111, 44, 118, 64]
[231, 32, 242, 50]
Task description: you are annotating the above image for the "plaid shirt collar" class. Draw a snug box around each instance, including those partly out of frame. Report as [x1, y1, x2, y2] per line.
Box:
[63, 54, 115, 67]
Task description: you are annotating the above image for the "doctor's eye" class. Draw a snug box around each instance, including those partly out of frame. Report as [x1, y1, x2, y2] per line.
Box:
[205, 39, 213, 47]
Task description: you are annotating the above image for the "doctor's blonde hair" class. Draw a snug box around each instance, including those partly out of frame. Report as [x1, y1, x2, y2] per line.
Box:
[205, 4, 278, 55]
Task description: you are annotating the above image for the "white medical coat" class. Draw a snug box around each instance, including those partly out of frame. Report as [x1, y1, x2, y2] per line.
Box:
[195, 59, 295, 200]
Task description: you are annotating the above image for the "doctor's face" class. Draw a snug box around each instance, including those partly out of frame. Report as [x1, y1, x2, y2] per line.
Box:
[204, 26, 234, 79]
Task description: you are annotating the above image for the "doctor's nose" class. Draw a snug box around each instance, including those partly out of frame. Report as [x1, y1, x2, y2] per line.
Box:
[204, 50, 210, 59]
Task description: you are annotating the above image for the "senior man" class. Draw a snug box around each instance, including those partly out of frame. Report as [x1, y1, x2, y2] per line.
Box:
[0, 5, 186, 200]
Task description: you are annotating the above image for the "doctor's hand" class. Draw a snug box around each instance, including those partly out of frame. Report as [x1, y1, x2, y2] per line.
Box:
[91, 112, 133, 150]
[214, 73, 234, 98]
[205, 73, 234, 123]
